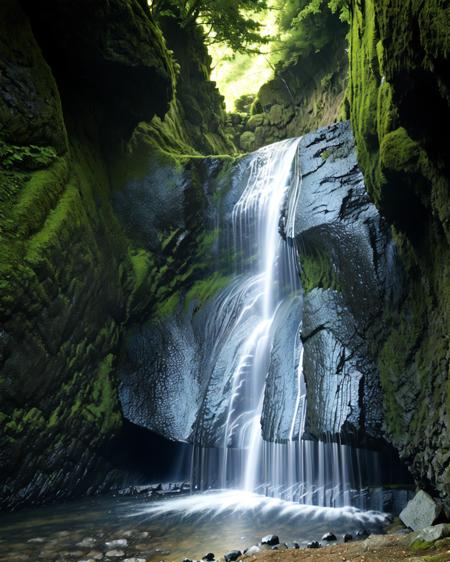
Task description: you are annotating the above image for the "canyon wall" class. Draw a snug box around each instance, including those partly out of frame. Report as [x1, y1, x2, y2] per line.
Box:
[0, 0, 232, 509]
[347, 0, 450, 504]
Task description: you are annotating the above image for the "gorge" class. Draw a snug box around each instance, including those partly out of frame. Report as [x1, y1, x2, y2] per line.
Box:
[0, 0, 449, 561]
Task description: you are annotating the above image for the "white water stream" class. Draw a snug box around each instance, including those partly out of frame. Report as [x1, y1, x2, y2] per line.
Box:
[190, 138, 382, 510]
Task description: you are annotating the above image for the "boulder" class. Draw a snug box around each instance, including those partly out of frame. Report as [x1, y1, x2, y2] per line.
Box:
[239, 131, 255, 152]
[306, 541, 320, 548]
[321, 532, 337, 541]
[244, 546, 260, 555]
[400, 490, 443, 530]
[246, 114, 265, 131]
[202, 554, 215, 561]
[268, 104, 284, 126]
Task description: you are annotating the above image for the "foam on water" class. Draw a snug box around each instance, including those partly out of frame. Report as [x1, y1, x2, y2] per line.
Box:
[131, 490, 388, 526]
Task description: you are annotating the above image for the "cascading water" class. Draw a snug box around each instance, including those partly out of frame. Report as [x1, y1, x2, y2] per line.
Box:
[189, 138, 383, 509]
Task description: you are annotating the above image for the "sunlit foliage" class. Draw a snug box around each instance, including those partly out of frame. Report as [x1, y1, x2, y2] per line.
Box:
[149, 0, 269, 51]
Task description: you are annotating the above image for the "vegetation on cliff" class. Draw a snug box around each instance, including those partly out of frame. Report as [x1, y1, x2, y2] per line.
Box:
[0, 0, 234, 508]
[346, 0, 450, 504]
[0, 0, 448, 513]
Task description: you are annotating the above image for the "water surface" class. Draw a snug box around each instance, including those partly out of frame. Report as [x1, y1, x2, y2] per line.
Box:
[0, 490, 388, 561]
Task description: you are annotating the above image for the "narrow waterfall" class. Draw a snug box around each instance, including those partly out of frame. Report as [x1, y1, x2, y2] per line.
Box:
[190, 138, 383, 509]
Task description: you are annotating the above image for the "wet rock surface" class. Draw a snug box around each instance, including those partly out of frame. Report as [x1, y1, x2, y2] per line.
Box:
[116, 121, 402, 455]
[287, 121, 402, 445]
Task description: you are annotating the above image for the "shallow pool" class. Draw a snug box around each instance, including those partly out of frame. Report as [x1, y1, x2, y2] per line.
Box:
[0, 490, 389, 562]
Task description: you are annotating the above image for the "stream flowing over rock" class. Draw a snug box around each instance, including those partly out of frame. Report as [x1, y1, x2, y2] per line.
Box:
[119, 122, 398, 447]
[118, 121, 402, 506]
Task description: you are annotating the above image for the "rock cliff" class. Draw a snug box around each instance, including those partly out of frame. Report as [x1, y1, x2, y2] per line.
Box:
[347, 0, 450, 504]
[0, 0, 232, 509]
[290, 121, 401, 446]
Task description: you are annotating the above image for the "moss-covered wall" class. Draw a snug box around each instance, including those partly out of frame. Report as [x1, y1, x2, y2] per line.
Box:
[0, 0, 233, 509]
[347, 0, 450, 504]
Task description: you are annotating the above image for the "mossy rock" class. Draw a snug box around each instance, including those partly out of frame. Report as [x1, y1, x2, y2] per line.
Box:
[240, 131, 256, 152]
[380, 127, 421, 173]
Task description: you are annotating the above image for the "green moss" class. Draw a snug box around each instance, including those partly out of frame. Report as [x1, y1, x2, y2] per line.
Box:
[155, 291, 181, 318]
[129, 248, 152, 290]
[300, 250, 341, 293]
[184, 272, 232, 311]
[410, 538, 434, 552]
[380, 127, 421, 173]
[48, 407, 61, 428]
[423, 554, 450, 562]
[0, 142, 57, 170]
[87, 354, 121, 434]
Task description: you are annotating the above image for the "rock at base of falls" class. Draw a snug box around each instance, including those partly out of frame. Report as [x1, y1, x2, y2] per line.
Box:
[400, 490, 444, 531]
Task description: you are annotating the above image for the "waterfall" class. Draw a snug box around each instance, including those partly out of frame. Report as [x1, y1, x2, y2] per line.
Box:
[189, 138, 383, 510]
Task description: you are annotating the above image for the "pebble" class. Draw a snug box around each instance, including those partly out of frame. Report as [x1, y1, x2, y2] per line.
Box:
[105, 539, 128, 548]
[138, 532, 150, 539]
[271, 543, 288, 551]
[306, 541, 321, 549]
[244, 546, 261, 555]
[27, 538, 45, 544]
[123, 558, 147, 562]
[261, 535, 279, 546]
[105, 550, 125, 557]
[86, 552, 103, 560]
[224, 550, 242, 562]
[77, 538, 97, 548]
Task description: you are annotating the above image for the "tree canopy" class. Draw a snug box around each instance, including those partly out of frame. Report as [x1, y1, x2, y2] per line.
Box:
[150, 0, 269, 51]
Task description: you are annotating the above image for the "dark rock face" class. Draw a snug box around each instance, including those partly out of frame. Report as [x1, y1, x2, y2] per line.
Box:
[0, 1, 67, 151]
[348, 0, 450, 505]
[0, 0, 232, 509]
[21, 0, 173, 140]
[115, 154, 237, 443]
[119, 314, 200, 441]
[289, 121, 401, 445]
